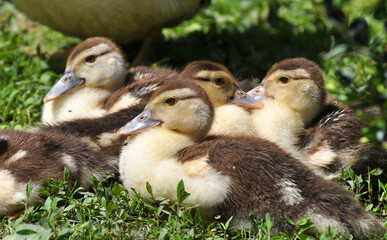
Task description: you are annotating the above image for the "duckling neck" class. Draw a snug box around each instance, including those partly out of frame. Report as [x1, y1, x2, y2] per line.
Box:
[251, 99, 304, 160]
[42, 87, 110, 124]
[208, 104, 255, 137]
[119, 127, 195, 201]
[122, 127, 195, 165]
[298, 103, 323, 126]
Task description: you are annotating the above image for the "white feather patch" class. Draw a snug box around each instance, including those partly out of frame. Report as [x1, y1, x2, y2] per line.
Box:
[306, 141, 337, 168]
[108, 93, 140, 113]
[276, 179, 304, 206]
[4, 150, 27, 166]
[61, 153, 77, 173]
[136, 84, 160, 97]
[0, 170, 41, 216]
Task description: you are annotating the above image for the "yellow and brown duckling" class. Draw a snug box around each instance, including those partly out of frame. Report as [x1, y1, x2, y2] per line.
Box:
[0, 129, 117, 217]
[248, 58, 386, 178]
[180, 61, 262, 137]
[42, 37, 127, 124]
[42, 36, 177, 123]
[118, 79, 385, 238]
[246, 58, 325, 161]
[40, 64, 179, 157]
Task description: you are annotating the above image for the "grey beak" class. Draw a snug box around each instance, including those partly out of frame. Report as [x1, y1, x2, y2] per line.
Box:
[117, 108, 161, 135]
[43, 68, 85, 102]
[229, 88, 264, 109]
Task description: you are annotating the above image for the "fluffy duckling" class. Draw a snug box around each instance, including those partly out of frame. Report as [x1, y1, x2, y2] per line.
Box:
[0, 129, 117, 217]
[40, 65, 180, 156]
[42, 37, 127, 124]
[118, 79, 385, 238]
[245, 58, 325, 161]
[40, 81, 157, 157]
[180, 61, 261, 137]
[248, 58, 386, 178]
[43, 65, 181, 155]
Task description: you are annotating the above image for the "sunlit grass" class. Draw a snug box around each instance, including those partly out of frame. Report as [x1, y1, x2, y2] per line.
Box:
[0, 0, 385, 238]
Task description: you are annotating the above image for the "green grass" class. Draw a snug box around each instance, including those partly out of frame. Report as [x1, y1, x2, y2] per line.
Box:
[0, 0, 386, 238]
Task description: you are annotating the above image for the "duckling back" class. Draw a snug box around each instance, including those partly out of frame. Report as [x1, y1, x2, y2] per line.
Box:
[0, 129, 118, 217]
[303, 105, 387, 178]
[178, 136, 385, 238]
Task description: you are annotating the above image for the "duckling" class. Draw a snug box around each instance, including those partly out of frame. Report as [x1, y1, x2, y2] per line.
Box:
[0, 129, 117, 217]
[42, 37, 127, 124]
[248, 58, 386, 178]
[40, 64, 181, 156]
[245, 58, 324, 161]
[39, 80, 160, 157]
[118, 79, 385, 238]
[180, 61, 261, 137]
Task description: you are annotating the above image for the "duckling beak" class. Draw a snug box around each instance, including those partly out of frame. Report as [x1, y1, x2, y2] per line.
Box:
[117, 108, 161, 135]
[43, 68, 85, 102]
[229, 89, 264, 109]
[247, 85, 269, 101]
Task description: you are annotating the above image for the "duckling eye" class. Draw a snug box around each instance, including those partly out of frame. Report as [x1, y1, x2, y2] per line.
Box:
[214, 77, 225, 86]
[85, 55, 96, 63]
[165, 97, 177, 106]
[279, 77, 289, 84]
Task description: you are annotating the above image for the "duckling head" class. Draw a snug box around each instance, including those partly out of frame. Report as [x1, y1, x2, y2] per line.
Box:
[118, 79, 214, 141]
[252, 58, 326, 125]
[44, 37, 126, 102]
[180, 61, 262, 109]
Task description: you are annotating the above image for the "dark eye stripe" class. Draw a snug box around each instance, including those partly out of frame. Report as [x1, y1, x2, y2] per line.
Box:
[195, 77, 211, 82]
[97, 50, 113, 57]
[84, 50, 113, 63]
